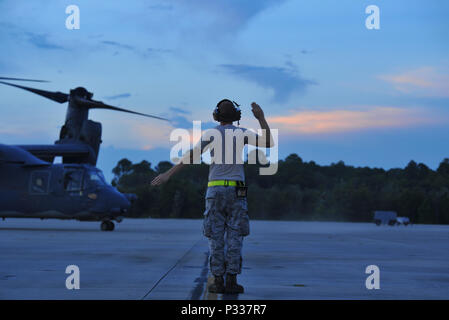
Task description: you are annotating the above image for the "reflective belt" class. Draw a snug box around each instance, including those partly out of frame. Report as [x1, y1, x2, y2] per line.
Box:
[207, 180, 244, 187]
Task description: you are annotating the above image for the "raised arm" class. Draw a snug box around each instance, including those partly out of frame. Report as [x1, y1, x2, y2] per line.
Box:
[248, 102, 275, 148]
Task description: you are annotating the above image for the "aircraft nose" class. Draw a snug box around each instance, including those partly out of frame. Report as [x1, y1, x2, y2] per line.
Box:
[120, 194, 131, 212]
[107, 190, 131, 215]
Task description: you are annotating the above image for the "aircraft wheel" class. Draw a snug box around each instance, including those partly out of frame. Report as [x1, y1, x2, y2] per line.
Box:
[101, 221, 109, 231]
[101, 221, 114, 231]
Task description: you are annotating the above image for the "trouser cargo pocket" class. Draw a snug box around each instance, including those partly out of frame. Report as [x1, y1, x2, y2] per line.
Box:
[239, 213, 250, 236]
[203, 198, 214, 238]
[236, 199, 250, 236]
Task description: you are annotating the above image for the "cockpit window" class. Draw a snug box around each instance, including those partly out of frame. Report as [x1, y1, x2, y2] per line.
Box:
[88, 172, 106, 185]
[64, 169, 84, 192]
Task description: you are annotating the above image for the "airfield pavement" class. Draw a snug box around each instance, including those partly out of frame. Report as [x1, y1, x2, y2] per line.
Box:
[0, 218, 448, 300]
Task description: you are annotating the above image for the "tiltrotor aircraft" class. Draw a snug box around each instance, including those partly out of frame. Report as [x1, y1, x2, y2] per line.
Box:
[0, 77, 168, 231]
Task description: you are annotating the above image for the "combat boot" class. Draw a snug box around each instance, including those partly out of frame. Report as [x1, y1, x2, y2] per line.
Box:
[225, 273, 244, 294]
[209, 275, 225, 293]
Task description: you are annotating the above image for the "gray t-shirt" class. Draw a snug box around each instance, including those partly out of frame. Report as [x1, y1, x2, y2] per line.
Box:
[200, 124, 256, 182]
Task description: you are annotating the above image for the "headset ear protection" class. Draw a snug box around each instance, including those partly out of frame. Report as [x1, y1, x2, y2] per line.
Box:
[213, 99, 241, 123]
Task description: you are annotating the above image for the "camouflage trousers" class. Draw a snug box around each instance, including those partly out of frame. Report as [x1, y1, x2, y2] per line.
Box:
[203, 186, 250, 276]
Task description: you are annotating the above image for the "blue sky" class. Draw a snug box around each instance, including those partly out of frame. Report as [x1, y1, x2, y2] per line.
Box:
[1, 0, 448, 182]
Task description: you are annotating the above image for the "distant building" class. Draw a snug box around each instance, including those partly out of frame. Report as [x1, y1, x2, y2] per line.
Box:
[373, 211, 397, 226]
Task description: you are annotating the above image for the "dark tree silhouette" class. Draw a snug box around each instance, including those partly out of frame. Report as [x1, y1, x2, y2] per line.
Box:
[111, 154, 449, 224]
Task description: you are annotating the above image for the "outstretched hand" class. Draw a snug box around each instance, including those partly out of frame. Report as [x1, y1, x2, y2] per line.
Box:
[151, 172, 170, 186]
[251, 102, 265, 120]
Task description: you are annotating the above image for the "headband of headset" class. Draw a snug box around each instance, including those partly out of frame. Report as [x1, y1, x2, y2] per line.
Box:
[213, 99, 241, 122]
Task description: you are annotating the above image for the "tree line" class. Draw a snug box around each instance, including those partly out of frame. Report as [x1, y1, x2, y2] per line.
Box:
[111, 154, 449, 224]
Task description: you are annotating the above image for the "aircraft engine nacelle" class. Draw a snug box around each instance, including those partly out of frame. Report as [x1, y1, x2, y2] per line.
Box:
[79, 120, 102, 161]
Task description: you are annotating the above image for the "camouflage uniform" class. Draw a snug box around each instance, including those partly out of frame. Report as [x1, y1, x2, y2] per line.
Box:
[203, 185, 250, 276]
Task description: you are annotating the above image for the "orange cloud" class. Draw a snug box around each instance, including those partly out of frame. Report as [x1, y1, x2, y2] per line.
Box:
[267, 107, 438, 134]
[100, 107, 441, 148]
[379, 67, 449, 97]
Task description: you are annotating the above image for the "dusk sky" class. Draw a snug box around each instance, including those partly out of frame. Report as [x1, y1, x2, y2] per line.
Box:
[1, 0, 448, 181]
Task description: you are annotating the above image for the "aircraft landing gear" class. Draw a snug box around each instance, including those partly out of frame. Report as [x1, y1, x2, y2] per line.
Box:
[101, 220, 115, 231]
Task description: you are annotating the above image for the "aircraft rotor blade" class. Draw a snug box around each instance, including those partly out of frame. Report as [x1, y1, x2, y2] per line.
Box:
[0, 81, 68, 103]
[0, 77, 49, 82]
[73, 96, 170, 122]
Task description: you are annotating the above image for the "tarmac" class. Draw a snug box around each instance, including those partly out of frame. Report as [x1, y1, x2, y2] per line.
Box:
[0, 218, 448, 300]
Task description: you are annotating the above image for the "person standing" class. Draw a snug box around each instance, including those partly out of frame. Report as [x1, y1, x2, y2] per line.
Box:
[151, 100, 274, 294]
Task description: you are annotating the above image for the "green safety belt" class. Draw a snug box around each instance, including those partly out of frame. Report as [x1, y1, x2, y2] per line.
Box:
[207, 180, 245, 187]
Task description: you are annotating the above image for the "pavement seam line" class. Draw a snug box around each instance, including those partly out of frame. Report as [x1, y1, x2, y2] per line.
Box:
[141, 238, 202, 300]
